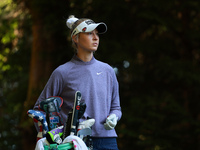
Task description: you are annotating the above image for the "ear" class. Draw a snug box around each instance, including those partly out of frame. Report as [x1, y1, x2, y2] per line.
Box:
[72, 35, 78, 43]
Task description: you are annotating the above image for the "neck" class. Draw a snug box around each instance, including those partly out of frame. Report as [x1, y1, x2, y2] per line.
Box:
[76, 51, 94, 62]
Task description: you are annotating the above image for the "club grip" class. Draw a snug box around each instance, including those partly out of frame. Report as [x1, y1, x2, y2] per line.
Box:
[70, 91, 81, 135]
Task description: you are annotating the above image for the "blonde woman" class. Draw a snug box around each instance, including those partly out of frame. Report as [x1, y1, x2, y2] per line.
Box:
[34, 15, 122, 150]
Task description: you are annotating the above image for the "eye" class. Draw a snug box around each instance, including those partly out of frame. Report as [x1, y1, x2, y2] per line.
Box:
[86, 32, 99, 36]
[87, 32, 93, 35]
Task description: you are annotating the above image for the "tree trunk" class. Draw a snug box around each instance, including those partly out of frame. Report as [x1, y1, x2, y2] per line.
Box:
[19, 1, 70, 149]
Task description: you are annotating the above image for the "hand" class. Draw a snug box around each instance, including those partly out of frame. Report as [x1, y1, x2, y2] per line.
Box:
[104, 114, 118, 130]
[78, 119, 95, 130]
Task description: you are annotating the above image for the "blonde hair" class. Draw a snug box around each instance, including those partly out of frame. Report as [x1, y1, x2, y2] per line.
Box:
[66, 15, 89, 52]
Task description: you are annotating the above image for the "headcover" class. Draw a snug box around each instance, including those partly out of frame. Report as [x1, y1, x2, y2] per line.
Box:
[39, 96, 63, 112]
[27, 109, 49, 141]
[46, 125, 64, 144]
[39, 96, 63, 130]
[71, 19, 107, 37]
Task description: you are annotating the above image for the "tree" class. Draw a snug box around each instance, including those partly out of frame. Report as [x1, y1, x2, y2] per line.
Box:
[15, 0, 72, 149]
[1, 0, 200, 149]
[0, 0, 32, 149]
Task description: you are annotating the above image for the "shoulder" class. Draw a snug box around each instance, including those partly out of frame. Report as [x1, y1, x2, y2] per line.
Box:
[56, 60, 75, 72]
[95, 59, 112, 69]
[95, 59, 116, 75]
[52, 60, 75, 76]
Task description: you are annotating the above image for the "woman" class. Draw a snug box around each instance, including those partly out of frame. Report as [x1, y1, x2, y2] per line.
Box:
[34, 15, 122, 150]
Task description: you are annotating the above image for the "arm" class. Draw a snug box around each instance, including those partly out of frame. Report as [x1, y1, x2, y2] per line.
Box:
[110, 70, 122, 121]
[33, 69, 64, 110]
[104, 69, 122, 130]
[33, 69, 64, 131]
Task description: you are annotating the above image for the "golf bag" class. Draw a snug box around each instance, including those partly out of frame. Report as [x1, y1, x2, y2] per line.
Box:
[28, 91, 94, 150]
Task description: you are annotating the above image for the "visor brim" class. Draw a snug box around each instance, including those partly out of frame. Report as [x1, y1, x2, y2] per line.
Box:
[71, 20, 107, 37]
[85, 23, 107, 34]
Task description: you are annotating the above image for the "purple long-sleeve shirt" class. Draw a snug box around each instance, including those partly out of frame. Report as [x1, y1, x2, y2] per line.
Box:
[34, 55, 122, 137]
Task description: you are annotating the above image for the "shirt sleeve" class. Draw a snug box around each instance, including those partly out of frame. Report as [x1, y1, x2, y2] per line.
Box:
[33, 68, 64, 131]
[33, 68, 64, 110]
[110, 69, 122, 121]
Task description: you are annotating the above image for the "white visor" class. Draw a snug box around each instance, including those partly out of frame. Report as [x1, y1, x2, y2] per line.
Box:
[71, 19, 107, 37]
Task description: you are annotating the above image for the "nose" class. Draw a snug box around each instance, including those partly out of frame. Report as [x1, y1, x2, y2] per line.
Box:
[93, 32, 99, 40]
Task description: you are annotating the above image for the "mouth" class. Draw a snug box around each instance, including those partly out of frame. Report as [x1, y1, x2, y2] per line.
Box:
[93, 43, 98, 47]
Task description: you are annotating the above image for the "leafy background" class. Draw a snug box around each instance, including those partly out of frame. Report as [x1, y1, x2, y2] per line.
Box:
[1, 0, 200, 149]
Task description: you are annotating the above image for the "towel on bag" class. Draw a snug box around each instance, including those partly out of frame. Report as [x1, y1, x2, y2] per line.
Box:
[35, 137, 50, 150]
[63, 135, 88, 150]
[35, 136, 87, 150]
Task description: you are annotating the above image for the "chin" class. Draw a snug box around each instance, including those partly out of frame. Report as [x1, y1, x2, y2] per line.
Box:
[90, 48, 98, 52]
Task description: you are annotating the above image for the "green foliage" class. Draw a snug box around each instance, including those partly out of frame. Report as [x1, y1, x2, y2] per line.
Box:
[0, 0, 31, 149]
[113, 0, 200, 149]
[1, 0, 200, 149]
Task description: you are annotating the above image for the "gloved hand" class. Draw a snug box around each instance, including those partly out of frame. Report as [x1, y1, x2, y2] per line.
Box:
[104, 114, 118, 130]
[78, 119, 95, 130]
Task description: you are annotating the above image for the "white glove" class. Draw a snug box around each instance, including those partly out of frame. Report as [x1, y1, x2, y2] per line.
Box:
[78, 119, 95, 130]
[104, 114, 118, 130]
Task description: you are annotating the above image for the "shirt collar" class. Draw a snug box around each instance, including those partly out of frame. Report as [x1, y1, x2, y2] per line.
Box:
[72, 54, 96, 65]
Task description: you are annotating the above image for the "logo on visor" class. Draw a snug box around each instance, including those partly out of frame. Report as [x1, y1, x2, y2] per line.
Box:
[82, 27, 87, 32]
[85, 20, 95, 25]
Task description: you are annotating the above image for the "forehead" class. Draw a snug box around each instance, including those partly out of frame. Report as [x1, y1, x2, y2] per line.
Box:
[79, 29, 99, 39]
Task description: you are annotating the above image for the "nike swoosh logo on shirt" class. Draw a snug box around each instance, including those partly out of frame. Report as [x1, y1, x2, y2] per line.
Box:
[97, 72, 103, 75]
